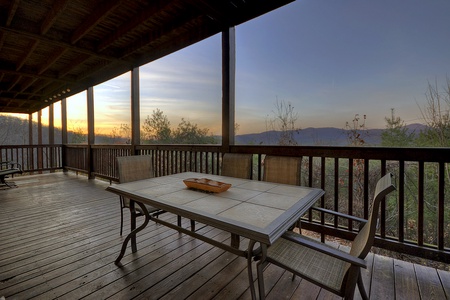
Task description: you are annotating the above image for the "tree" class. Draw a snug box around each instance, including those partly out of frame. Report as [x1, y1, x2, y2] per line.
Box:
[142, 109, 172, 143]
[172, 118, 216, 144]
[381, 108, 415, 147]
[0, 115, 28, 145]
[69, 122, 86, 144]
[417, 78, 450, 147]
[345, 114, 368, 146]
[265, 99, 300, 145]
[141, 109, 217, 144]
[109, 123, 131, 144]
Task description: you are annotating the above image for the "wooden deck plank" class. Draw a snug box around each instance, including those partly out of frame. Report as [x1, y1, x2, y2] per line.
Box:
[159, 250, 240, 299]
[184, 253, 248, 299]
[350, 251, 374, 300]
[394, 259, 420, 300]
[414, 263, 447, 299]
[53, 226, 216, 299]
[369, 254, 395, 300]
[1, 172, 449, 300]
[11, 217, 183, 299]
[133, 236, 232, 299]
[437, 268, 450, 299]
[104, 229, 230, 300]
[265, 269, 301, 300]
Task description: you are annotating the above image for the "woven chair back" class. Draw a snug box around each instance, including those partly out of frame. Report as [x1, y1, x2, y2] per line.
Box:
[116, 155, 154, 183]
[262, 155, 302, 185]
[221, 153, 253, 179]
[350, 173, 395, 259]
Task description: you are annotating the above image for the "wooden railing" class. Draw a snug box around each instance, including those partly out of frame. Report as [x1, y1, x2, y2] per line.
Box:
[0, 144, 62, 173]
[3, 143, 449, 263]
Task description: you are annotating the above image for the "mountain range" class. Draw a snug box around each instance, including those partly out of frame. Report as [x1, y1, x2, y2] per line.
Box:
[235, 124, 426, 146]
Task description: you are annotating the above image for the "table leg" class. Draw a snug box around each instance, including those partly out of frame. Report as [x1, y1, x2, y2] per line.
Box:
[130, 201, 137, 253]
[247, 240, 257, 300]
[231, 233, 240, 249]
[114, 201, 150, 265]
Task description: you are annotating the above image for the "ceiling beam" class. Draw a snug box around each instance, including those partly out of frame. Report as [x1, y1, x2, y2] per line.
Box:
[1, 67, 75, 84]
[57, 53, 91, 78]
[38, 47, 68, 75]
[7, 75, 22, 92]
[40, 0, 70, 34]
[71, 0, 123, 44]
[97, 0, 174, 52]
[16, 39, 39, 71]
[6, 0, 20, 26]
[0, 26, 126, 65]
[119, 13, 204, 59]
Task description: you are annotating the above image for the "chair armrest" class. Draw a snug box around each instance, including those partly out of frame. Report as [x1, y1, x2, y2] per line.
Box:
[1, 161, 11, 169]
[282, 231, 367, 268]
[311, 207, 367, 224]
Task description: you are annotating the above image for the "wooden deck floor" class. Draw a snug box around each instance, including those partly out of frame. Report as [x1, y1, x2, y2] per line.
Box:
[1, 172, 449, 300]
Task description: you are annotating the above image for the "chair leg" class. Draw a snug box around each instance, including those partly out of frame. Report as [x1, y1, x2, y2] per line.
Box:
[256, 260, 267, 300]
[357, 273, 369, 300]
[120, 201, 124, 236]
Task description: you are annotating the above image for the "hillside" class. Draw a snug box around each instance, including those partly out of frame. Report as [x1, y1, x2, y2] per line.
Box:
[235, 124, 425, 146]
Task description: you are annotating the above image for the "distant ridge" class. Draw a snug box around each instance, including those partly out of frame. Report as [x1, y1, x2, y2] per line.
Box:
[235, 124, 426, 146]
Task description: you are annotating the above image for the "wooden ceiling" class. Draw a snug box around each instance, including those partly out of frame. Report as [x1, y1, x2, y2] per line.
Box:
[0, 0, 293, 114]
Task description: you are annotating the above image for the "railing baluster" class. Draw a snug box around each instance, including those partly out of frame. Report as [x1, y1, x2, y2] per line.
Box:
[380, 160, 387, 238]
[348, 158, 353, 230]
[364, 159, 369, 219]
[438, 161, 445, 250]
[398, 160, 405, 243]
[334, 158, 339, 228]
[418, 161, 424, 246]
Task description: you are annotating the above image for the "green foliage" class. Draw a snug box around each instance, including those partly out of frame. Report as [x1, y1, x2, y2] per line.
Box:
[381, 109, 415, 147]
[172, 118, 216, 144]
[417, 78, 450, 147]
[69, 125, 86, 144]
[141, 109, 217, 144]
[142, 108, 172, 143]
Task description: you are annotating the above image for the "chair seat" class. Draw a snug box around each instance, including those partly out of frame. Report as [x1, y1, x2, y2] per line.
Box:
[267, 235, 349, 292]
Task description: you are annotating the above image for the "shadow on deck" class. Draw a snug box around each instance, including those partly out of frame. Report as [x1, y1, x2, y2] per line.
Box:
[1, 173, 449, 299]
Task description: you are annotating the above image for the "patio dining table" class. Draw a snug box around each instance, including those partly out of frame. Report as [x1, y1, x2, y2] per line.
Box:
[106, 171, 324, 299]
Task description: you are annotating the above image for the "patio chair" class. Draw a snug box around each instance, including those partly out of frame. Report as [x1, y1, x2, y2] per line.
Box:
[221, 153, 253, 179]
[116, 155, 163, 235]
[262, 155, 302, 185]
[0, 161, 23, 188]
[257, 173, 395, 300]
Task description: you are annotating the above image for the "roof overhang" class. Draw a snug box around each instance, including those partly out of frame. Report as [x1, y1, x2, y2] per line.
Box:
[0, 0, 294, 114]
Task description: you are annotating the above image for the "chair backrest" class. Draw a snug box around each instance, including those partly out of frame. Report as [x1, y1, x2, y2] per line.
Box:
[116, 155, 154, 184]
[350, 173, 396, 259]
[221, 153, 253, 179]
[262, 155, 302, 185]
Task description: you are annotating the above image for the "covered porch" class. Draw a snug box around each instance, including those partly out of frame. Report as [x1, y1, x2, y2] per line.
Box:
[1, 1, 450, 299]
[1, 172, 449, 299]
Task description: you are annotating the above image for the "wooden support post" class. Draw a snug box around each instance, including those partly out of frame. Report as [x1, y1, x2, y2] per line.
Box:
[49, 104, 55, 172]
[28, 114, 34, 174]
[131, 67, 140, 152]
[87, 87, 95, 178]
[222, 27, 236, 153]
[61, 98, 68, 172]
[38, 110, 43, 174]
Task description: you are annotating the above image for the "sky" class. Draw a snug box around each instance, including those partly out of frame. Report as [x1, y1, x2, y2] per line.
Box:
[21, 0, 450, 135]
